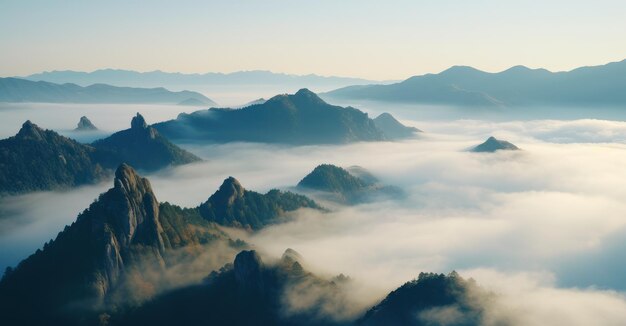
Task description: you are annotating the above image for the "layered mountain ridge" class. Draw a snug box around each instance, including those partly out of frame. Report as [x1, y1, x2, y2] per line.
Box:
[325, 59, 626, 107]
[0, 77, 216, 105]
[0, 114, 200, 195]
[154, 89, 417, 144]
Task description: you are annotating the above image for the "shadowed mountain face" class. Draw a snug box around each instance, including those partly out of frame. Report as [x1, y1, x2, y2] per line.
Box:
[75, 116, 98, 131]
[0, 115, 201, 195]
[297, 164, 404, 204]
[0, 121, 108, 195]
[199, 176, 321, 230]
[0, 164, 241, 325]
[92, 113, 201, 171]
[154, 89, 388, 145]
[325, 59, 626, 107]
[471, 136, 520, 152]
[0, 77, 215, 105]
[358, 272, 487, 326]
[116, 249, 356, 326]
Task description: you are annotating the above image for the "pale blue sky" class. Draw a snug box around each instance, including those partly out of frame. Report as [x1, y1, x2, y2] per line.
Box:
[1, 0, 625, 79]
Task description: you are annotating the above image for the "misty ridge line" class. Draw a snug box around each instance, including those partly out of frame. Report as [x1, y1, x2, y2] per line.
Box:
[324, 57, 626, 108]
[20, 68, 390, 84]
[0, 89, 422, 196]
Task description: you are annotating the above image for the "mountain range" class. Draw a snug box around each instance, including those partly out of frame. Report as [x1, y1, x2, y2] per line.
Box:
[325, 59, 626, 107]
[154, 89, 418, 145]
[0, 164, 492, 326]
[0, 77, 216, 105]
[22, 69, 383, 91]
[0, 114, 200, 195]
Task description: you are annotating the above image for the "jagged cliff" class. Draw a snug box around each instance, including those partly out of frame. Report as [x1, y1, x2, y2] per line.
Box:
[0, 164, 240, 325]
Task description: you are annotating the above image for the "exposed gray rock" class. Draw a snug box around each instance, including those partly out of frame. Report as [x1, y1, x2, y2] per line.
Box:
[75, 116, 98, 131]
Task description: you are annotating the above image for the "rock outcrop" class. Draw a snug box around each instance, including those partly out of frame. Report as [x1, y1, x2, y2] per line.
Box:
[75, 116, 98, 131]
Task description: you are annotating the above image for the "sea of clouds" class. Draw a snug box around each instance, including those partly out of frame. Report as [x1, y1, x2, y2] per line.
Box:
[3, 102, 626, 324]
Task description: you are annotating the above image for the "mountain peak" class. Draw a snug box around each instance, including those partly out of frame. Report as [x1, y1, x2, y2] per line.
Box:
[298, 164, 367, 193]
[16, 120, 45, 140]
[75, 116, 97, 131]
[281, 248, 304, 266]
[209, 177, 245, 207]
[221, 176, 244, 195]
[440, 65, 482, 76]
[131, 113, 148, 129]
[234, 250, 264, 289]
[295, 88, 315, 97]
[472, 136, 520, 152]
[113, 163, 155, 198]
[108, 163, 164, 254]
[292, 88, 326, 106]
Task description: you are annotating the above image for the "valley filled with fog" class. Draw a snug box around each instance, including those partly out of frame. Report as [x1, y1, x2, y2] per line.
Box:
[3, 100, 626, 324]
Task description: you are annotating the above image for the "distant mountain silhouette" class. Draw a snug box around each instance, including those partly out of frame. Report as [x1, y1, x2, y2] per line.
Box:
[177, 98, 209, 107]
[0, 77, 215, 105]
[0, 115, 201, 195]
[92, 113, 201, 171]
[373, 113, 421, 139]
[154, 89, 414, 144]
[471, 136, 520, 152]
[199, 176, 321, 229]
[297, 164, 403, 204]
[75, 116, 98, 131]
[0, 164, 243, 325]
[325, 59, 626, 107]
[358, 272, 487, 326]
[237, 97, 267, 108]
[23, 69, 382, 91]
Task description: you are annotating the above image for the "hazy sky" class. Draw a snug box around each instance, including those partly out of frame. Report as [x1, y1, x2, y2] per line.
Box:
[1, 0, 625, 79]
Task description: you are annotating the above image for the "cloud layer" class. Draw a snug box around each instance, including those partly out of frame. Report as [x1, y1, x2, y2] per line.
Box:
[4, 105, 626, 323]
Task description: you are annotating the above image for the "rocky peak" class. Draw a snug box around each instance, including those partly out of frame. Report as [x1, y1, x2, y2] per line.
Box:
[280, 248, 306, 274]
[234, 250, 264, 291]
[75, 116, 97, 131]
[281, 248, 304, 265]
[210, 177, 245, 207]
[114, 163, 154, 197]
[131, 113, 148, 130]
[109, 164, 164, 250]
[16, 120, 45, 141]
